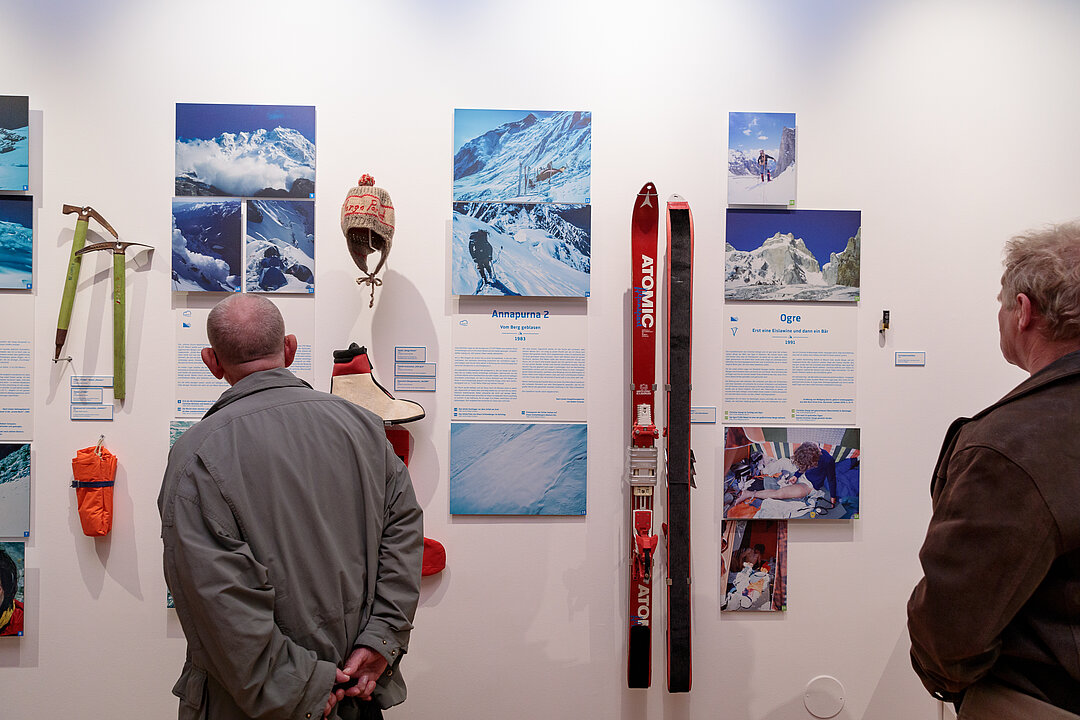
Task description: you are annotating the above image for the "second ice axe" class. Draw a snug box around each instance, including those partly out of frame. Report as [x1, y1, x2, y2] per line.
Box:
[55, 205, 118, 360]
[75, 240, 152, 401]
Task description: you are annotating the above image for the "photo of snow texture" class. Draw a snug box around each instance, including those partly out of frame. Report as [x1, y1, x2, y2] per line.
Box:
[726, 209, 861, 302]
[172, 199, 242, 292]
[723, 426, 860, 520]
[454, 109, 591, 203]
[175, 103, 316, 198]
[169, 420, 196, 448]
[1, 540, 25, 636]
[0, 196, 33, 290]
[0, 96, 29, 191]
[450, 422, 587, 515]
[452, 202, 590, 297]
[245, 199, 314, 293]
[728, 112, 796, 206]
[722, 520, 787, 612]
[0, 444, 30, 538]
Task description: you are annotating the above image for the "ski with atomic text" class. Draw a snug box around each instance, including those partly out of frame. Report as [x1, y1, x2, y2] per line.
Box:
[627, 182, 660, 688]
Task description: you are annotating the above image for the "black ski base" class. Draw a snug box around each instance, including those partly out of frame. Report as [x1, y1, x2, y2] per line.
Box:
[628, 626, 650, 688]
[666, 202, 693, 694]
[667, 481, 692, 693]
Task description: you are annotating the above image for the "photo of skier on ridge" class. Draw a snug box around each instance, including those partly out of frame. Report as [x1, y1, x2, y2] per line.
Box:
[758, 149, 775, 182]
[468, 229, 495, 284]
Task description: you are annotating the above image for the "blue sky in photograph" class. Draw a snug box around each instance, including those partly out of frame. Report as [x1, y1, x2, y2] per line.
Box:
[726, 209, 861, 263]
[453, 109, 557, 152]
[0, 196, 32, 227]
[176, 103, 315, 142]
[728, 111, 796, 153]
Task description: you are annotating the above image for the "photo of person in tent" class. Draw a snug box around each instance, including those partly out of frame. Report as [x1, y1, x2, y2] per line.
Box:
[721, 519, 787, 612]
[723, 426, 860, 520]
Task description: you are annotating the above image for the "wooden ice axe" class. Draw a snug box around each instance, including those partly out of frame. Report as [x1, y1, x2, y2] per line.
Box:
[75, 240, 153, 401]
[55, 205, 118, 360]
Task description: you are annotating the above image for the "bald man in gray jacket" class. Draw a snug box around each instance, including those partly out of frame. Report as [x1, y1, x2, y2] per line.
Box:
[160, 294, 423, 720]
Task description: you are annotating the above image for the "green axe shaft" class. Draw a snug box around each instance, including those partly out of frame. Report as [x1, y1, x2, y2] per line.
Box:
[55, 216, 89, 359]
[76, 240, 152, 401]
[112, 250, 126, 400]
[55, 205, 118, 359]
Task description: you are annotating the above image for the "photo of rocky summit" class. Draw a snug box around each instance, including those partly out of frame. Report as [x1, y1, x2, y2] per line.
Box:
[725, 209, 861, 302]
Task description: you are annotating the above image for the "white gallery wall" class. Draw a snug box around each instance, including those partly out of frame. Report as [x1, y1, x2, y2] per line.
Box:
[2, 1, 1079, 718]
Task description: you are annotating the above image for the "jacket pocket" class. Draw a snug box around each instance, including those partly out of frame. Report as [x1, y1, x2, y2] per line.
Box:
[172, 663, 208, 720]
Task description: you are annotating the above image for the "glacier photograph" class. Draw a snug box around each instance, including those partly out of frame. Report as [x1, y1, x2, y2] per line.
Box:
[728, 111, 796, 207]
[453, 109, 591, 203]
[0, 443, 30, 538]
[0, 196, 32, 290]
[452, 202, 590, 297]
[725, 208, 861, 302]
[175, 103, 316, 198]
[449, 422, 587, 515]
[245, 199, 314, 293]
[172, 199, 242, 292]
[0, 95, 29, 191]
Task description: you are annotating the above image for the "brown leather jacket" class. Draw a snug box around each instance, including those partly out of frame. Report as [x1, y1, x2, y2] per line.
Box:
[908, 350, 1080, 713]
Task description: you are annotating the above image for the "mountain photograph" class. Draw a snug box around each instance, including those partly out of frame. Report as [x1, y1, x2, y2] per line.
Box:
[0, 95, 29, 191]
[245, 199, 315, 293]
[171, 199, 242, 292]
[175, 103, 316, 198]
[452, 202, 590, 297]
[725, 208, 861, 302]
[0, 196, 32, 290]
[0, 443, 30, 537]
[453, 109, 591, 203]
[727, 111, 797, 207]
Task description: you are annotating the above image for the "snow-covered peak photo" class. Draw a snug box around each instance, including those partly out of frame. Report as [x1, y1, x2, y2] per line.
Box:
[245, 199, 315, 293]
[175, 103, 316, 198]
[725, 209, 861, 302]
[0, 196, 33, 290]
[0, 443, 31, 537]
[453, 109, 591, 203]
[0, 95, 30, 191]
[172, 199, 242, 292]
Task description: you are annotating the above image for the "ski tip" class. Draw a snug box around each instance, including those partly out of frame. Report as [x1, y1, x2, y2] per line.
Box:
[667, 194, 692, 212]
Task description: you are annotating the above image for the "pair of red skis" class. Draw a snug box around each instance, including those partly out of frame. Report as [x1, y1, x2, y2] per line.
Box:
[627, 183, 695, 692]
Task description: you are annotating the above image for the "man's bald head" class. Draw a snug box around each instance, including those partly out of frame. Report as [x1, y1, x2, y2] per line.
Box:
[203, 295, 295, 384]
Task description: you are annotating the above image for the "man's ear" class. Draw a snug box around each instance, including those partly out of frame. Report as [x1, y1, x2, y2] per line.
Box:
[283, 334, 298, 368]
[1016, 293, 1036, 331]
[201, 347, 225, 379]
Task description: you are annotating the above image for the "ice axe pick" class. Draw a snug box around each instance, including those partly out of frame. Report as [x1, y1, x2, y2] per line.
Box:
[75, 240, 153, 401]
[55, 205, 118, 360]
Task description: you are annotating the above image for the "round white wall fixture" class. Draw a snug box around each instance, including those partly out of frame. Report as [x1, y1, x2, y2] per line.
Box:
[804, 675, 845, 718]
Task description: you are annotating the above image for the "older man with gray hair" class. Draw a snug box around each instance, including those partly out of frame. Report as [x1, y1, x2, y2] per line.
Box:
[160, 294, 423, 720]
[908, 221, 1080, 718]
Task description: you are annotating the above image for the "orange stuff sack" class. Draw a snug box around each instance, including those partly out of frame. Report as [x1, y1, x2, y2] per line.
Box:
[71, 446, 117, 537]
